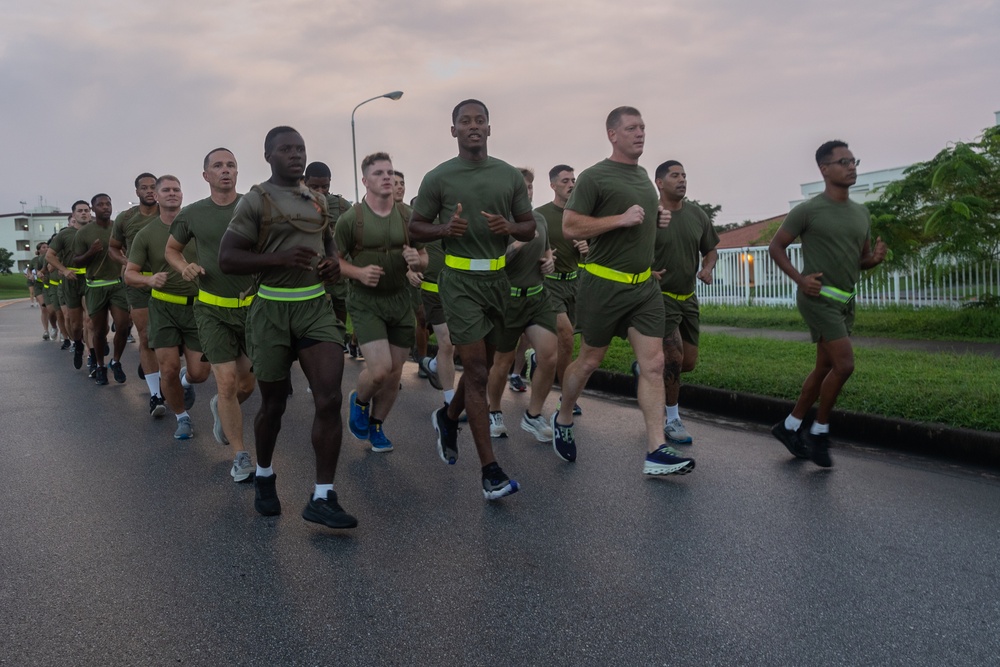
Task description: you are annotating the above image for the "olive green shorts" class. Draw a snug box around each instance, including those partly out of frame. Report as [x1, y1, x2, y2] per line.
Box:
[575, 272, 665, 348]
[347, 287, 415, 348]
[496, 287, 558, 353]
[247, 295, 346, 382]
[662, 293, 702, 346]
[45, 283, 63, 308]
[62, 276, 86, 309]
[86, 282, 128, 317]
[193, 301, 250, 364]
[438, 268, 508, 347]
[421, 284, 446, 327]
[408, 282, 423, 310]
[148, 297, 202, 351]
[543, 274, 579, 324]
[797, 291, 854, 343]
[127, 285, 151, 309]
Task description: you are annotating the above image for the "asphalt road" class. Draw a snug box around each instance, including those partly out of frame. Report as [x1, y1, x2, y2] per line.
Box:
[2, 301, 999, 666]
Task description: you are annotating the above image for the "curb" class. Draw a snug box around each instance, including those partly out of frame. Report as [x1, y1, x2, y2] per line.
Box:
[584, 369, 1000, 469]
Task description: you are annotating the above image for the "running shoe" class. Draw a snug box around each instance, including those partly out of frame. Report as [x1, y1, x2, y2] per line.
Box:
[643, 445, 695, 476]
[557, 396, 583, 416]
[149, 394, 166, 418]
[368, 421, 393, 452]
[254, 474, 281, 516]
[179, 367, 196, 410]
[805, 431, 833, 468]
[419, 356, 442, 389]
[508, 374, 527, 392]
[60, 339, 72, 351]
[302, 490, 358, 529]
[73, 342, 83, 369]
[433, 405, 459, 465]
[771, 422, 808, 459]
[173, 415, 193, 440]
[348, 390, 370, 440]
[230, 451, 254, 483]
[347, 341, 362, 359]
[664, 418, 693, 445]
[521, 412, 553, 442]
[109, 360, 126, 384]
[94, 366, 108, 386]
[482, 462, 520, 500]
[210, 394, 229, 445]
[42, 332, 49, 341]
[550, 411, 577, 462]
[88, 362, 98, 379]
[489, 411, 508, 438]
[524, 349, 537, 382]
[126, 334, 135, 344]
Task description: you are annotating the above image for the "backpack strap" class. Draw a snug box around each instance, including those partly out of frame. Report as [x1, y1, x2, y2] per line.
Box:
[351, 202, 365, 258]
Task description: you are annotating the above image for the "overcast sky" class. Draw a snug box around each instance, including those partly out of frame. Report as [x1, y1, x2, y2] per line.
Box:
[2, 0, 998, 225]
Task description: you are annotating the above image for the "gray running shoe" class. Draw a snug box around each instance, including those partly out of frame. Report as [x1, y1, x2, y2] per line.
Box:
[210, 394, 229, 445]
[664, 418, 693, 445]
[419, 356, 442, 390]
[521, 412, 553, 442]
[302, 490, 358, 529]
[489, 411, 508, 438]
[173, 415, 193, 440]
[180, 367, 196, 410]
[231, 451, 254, 483]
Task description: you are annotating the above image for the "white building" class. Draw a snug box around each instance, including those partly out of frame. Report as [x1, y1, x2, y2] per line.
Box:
[0, 207, 70, 273]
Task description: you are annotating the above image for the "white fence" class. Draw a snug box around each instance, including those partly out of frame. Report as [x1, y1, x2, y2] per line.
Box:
[698, 245, 1000, 308]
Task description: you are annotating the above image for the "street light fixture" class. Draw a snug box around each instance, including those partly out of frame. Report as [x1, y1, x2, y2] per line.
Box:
[351, 90, 404, 202]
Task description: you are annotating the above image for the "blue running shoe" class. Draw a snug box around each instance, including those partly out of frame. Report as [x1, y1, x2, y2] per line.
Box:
[550, 411, 577, 463]
[482, 462, 519, 500]
[369, 421, 393, 453]
[643, 444, 695, 476]
[348, 390, 370, 440]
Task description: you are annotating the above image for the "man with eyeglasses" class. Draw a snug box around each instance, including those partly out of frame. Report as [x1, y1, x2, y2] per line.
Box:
[768, 140, 887, 467]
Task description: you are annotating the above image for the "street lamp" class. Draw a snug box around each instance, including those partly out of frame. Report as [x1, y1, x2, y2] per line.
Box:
[351, 90, 404, 202]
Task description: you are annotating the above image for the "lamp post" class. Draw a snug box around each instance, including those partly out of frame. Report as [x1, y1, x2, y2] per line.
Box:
[351, 90, 404, 202]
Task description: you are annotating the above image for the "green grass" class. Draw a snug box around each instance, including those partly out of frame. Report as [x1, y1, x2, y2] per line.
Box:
[701, 303, 1000, 342]
[0, 274, 30, 300]
[597, 333, 1000, 432]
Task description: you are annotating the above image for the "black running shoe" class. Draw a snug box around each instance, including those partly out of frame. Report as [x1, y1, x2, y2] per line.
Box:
[149, 394, 167, 418]
[73, 342, 83, 369]
[433, 405, 459, 465]
[94, 366, 108, 386]
[805, 431, 833, 468]
[254, 474, 281, 516]
[109, 360, 126, 384]
[482, 462, 520, 500]
[771, 422, 809, 459]
[302, 490, 358, 529]
[60, 339, 71, 351]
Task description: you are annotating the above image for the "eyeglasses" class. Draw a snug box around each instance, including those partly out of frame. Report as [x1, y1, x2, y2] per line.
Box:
[824, 158, 860, 168]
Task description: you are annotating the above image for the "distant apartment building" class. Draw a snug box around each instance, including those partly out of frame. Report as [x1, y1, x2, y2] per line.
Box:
[0, 207, 69, 273]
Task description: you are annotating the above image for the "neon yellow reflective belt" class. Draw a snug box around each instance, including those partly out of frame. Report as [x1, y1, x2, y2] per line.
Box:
[69, 267, 86, 275]
[819, 285, 856, 303]
[151, 289, 195, 305]
[42, 284, 50, 289]
[87, 279, 121, 288]
[662, 290, 695, 301]
[420, 281, 439, 293]
[581, 263, 651, 285]
[50, 279, 62, 286]
[444, 254, 506, 271]
[257, 283, 325, 302]
[545, 271, 578, 281]
[198, 290, 255, 308]
[510, 285, 544, 298]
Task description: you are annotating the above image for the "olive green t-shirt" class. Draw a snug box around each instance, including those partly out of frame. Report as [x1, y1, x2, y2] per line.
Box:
[226, 182, 333, 289]
[129, 219, 199, 297]
[412, 156, 532, 269]
[654, 201, 720, 294]
[31, 255, 46, 284]
[112, 206, 160, 252]
[536, 201, 581, 274]
[565, 159, 658, 274]
[72, 221, 120, 282]
[504, 211, 549, 288]
[325, 194, 352, 222]
[780, 193, 872, 292]
[49, 225, 80, 268]
[171, 195, 254, 299]
[334, 200, 420, 294]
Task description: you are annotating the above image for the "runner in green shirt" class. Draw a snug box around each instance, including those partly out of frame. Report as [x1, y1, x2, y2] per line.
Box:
[219, 126, 356, 530]
[651, 160, 719, 445]
[395, 170, 430, 367]
[769, 140, 887, 468]
[554, 106, 695, 477]
[409, 99, 535, 501]
[45, 201, 93, 371]
[414, 238, 459, 406]
[303, 161, 352, 327]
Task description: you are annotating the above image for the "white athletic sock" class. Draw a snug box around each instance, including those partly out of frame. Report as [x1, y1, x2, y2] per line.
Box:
[810, 422, 829, 436]
[256, 465, 274, 478]
[665, 404, 680, 422]
[313, 483, 334, 501]
[443, 389, 456, 404]
[180, 371, 192, 388]
[429, 357, 439, 373]
[146, 371, 161, 397]
[784, 415, 803, 432]
[175, 411, 190, 422]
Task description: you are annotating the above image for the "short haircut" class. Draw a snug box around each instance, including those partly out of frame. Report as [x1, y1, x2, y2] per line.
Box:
[606, 106, 642, 130]
[36, 241, 46, 251]
[264, 126, 299, 154]
[816, 140, 849, 165]
[203, 148, 234, 170]
[72, 200, 89, 212]
[66, 213, 73, 221]
[155, 175, 181, 189]
[519, 167, 534, 183]
[361, 151, 392, 175]
[90, 193, 110, 206]
[304, 162, 331, 179]
[548, 164, 574, 181]
[393, 170, 404, 180]
[452, 99, 489, 125]
[654, 160, 683, 181]
[134, 172, 156, 188]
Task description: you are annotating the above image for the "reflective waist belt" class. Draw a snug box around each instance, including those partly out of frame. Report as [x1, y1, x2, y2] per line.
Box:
[420, 281, 439, 293]
[510, 285, 544, 298]
[818, 285, 856, 304]
[198, 290, 255, 308]
[444, 254, 506, 272]
[87, 278, 121, 288]
[545, 271, 578, 281]
[69, 267, 86, 275]
[581, 263, 651, 285]
[662, 290, 695, 301]
[42, 284, 50, 289]
[151, 289, 196, 305]
[50, 279, 62, 286]
[257, 283, 325, 302]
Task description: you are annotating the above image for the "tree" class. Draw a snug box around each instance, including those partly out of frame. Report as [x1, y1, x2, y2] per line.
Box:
[0, 248, 13, 274]
[689, 199, 721, 225]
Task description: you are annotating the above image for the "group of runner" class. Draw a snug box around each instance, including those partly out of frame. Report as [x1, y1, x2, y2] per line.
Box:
[24, 99, 885, 530]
